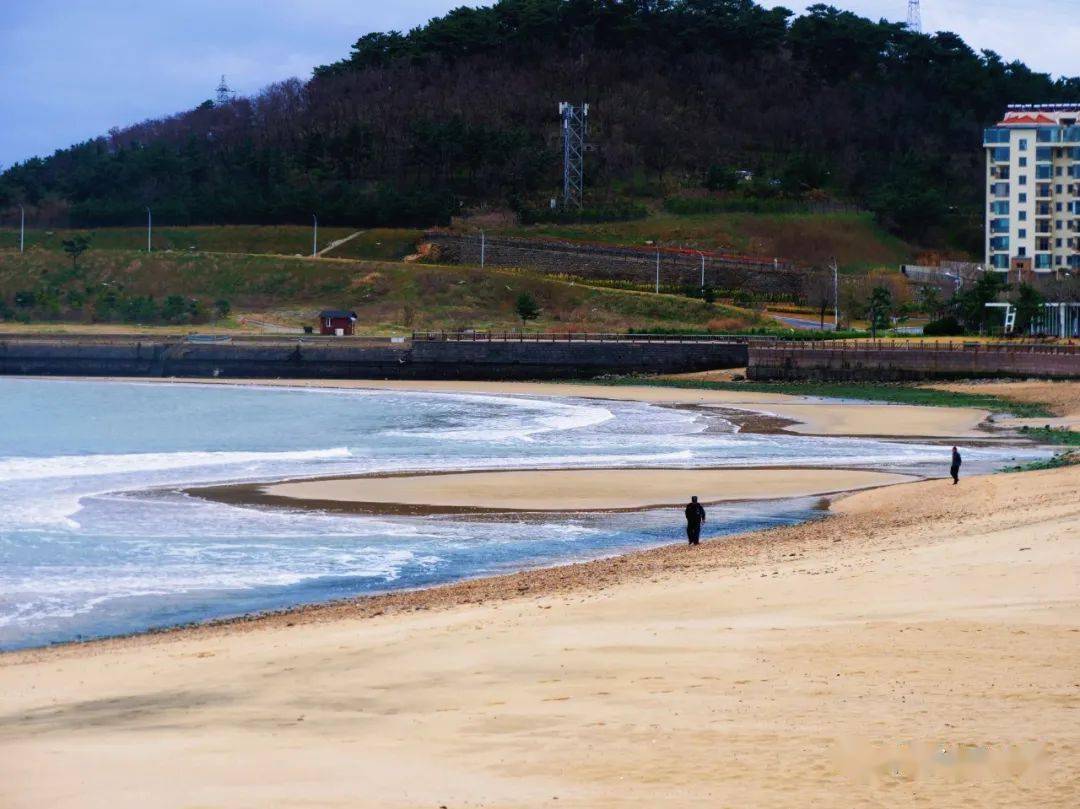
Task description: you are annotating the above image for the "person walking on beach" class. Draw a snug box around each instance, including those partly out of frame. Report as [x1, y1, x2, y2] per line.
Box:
[950, 446, 962, 485]
[685, 496, 706, 546]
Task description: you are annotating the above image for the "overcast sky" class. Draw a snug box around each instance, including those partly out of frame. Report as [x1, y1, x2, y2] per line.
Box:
[2, 0, 1077, 169]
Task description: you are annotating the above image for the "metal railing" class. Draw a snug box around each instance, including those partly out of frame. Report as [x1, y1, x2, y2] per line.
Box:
[411, 330, 773, 344]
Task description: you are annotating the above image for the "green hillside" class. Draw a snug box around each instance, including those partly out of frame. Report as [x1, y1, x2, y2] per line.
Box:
[3, 0, 1076, 253]
[0, 249, 766, 334]
[495, 211, 918, 273]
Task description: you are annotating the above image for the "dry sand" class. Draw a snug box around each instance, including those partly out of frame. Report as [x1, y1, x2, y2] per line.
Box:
[252, 467, 915, 512]
[929, 380, 1080, 432]
[3, 465, 1078, 808]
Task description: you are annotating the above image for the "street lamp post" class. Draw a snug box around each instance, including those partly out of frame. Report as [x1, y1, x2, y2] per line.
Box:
[146, 208, 152, 253]
[697, 251, 705, 292]
[655, 249, 660, 294]
[312, 214, 318, 257]
[480, 230, 486, 270]
[831, 258, 839, 330]
[19, 204, 25, 254]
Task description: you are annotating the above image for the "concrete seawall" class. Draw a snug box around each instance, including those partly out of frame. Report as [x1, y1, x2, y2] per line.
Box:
[0, 335, 748, 381]
[748, 342, 1080, 381]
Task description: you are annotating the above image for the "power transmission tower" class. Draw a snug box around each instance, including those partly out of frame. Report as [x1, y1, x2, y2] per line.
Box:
[906, 0, 922, 33]
[559, 102, 589, 209]
[216, 75, 234, 106]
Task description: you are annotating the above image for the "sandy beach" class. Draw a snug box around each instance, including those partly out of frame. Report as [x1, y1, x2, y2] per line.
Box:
[204, 467, 915, 514]
[3, 462, 1078, 808]
[2, 377, 1076, 808]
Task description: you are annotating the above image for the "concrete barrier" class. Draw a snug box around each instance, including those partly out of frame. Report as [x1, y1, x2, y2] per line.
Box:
[748, 341, 1080, 381]
[0, 335, 748, 381]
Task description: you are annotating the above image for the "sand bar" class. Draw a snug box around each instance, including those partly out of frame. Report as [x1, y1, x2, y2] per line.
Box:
[3, 465, 1078, 808]
[246, 467, 916, 513]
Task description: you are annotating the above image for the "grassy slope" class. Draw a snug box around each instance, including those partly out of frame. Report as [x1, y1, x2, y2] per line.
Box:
[0, 249, 766, 335]
[2, 212, 916, 273]
[319, 229, 425, 261]
[0, 225, 386, 258]
[493, 211, 917, 272]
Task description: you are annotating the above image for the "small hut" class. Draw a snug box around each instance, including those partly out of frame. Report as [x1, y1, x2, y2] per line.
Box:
[317, 310, 357, 336]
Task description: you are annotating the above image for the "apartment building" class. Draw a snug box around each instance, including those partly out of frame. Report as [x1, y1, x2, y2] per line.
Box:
[984, 104, 1080, 275]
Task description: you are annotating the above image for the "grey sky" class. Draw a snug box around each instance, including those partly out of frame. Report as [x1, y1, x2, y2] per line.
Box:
[2, 1, 1076, 169]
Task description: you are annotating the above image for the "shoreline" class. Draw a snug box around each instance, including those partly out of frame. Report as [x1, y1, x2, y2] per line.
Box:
[0, 472, 915, 663]
[4, 465, 1078, 807]
[3, 376, 1078, 807]
[188, 466, 918, 516]
[1, 376, 1046, 657]
[6, 374, 998, 438]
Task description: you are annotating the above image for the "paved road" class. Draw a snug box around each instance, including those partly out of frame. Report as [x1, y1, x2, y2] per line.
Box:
[772, 314, 835, 331]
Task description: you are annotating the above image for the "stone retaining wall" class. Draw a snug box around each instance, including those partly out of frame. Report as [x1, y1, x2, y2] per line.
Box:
[0, 336, 748, 381]
[427, 233, 808, 302]
[748, 343, 1080, 381]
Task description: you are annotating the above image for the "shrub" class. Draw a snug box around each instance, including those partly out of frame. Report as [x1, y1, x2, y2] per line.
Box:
[923, 315, 965, 336]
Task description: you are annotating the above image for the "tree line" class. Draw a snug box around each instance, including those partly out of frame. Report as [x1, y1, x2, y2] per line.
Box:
[2, 1, 1078, 249]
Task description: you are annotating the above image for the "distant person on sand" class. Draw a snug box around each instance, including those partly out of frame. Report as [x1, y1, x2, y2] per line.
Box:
[685, 496, 706, 546]
[950, 446, 962, 485]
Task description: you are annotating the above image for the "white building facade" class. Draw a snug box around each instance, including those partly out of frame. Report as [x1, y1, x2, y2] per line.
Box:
[984, 104, 1080, 275]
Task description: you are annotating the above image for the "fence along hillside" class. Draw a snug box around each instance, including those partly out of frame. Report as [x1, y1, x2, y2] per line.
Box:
[425, 233, 818, 304]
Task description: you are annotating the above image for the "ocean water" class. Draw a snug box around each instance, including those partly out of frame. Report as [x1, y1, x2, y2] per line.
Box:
[0, 378, 1043, 650]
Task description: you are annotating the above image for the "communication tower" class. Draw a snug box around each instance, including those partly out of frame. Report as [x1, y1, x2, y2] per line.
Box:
[216, 75, 234, 106]
[559, 102, 589, 209]
[907, 0, 922, 33]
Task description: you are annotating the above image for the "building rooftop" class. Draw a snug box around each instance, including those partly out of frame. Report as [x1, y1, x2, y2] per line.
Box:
[999, 104, 1080, 126]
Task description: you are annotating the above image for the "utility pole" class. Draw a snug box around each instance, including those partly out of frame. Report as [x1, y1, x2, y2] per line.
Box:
[697, 251, 705, 291]
[831, 258, 839, 330]
[146, 207, 152, 253]
[19, 204, 25, 253]
[312, 214, 318, 257]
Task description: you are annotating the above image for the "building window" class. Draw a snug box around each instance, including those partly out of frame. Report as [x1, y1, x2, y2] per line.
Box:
[1019, 175, 1028, 185]
[1018, 247, 1027, 256]
[1018, 211, 1027, 221]
[1019, 138, 1028, 150]
[1019, 229, 1027, 238]
[1019, 193, 1027, 202]
[1019, 157, 1028, 167]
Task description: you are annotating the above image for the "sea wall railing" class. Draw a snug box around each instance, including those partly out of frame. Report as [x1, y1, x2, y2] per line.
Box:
[410, 331, 773, 344]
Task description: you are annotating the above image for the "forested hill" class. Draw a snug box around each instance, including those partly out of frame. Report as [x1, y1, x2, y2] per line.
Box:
[2, 1, 1078, 246]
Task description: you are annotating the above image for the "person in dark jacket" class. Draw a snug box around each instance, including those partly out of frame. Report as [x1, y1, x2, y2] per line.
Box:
[685, 496, 706, 545]
[950, 446, 962, 485]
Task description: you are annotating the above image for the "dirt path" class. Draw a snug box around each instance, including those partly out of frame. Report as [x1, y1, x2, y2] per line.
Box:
[315, 230, 364, 257]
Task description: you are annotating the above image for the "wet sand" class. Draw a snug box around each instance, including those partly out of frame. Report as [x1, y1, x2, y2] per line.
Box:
[208, 467, 915, 514]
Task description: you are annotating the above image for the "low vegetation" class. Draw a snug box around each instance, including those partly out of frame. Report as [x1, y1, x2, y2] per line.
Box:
[0, 249, 767, 334]
[1017, 426, 1080, 446]
[492, 211, 916, 273]
[1003, 451, 1080, 473]
[596, 377, 1056, 418]
[1, 225, 360, 257]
